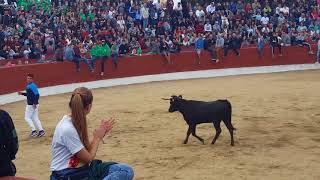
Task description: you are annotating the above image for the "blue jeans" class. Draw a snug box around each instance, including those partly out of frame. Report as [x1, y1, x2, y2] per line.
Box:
[258, 46, 264, 58]
[50, 163, 133, 180]
[90, 56, 108, 73]
[111, 53, 118, 69]
[72, 57, 91, 72]
[142, 18, 149, 29]
[102, 164, 134, 180]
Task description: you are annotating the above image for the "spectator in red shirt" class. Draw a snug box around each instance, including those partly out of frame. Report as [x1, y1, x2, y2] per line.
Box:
[195, 22, 204, 34]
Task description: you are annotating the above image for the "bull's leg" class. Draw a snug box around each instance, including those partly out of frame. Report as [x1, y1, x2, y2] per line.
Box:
[183, 126, 192, 144]
[211, 121, 222, 145]
[191, 125, 204, 144]
[223, 120, 235, 146]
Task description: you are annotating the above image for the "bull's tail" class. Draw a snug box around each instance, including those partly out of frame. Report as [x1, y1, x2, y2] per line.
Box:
[223, 99, 236, 131]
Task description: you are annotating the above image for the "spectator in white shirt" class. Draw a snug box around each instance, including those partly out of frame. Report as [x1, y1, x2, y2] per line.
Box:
[195, 6, 205, 21]
[278, 13, 286, 25]
[260, 14, 269, 25]
[275, 4, 282, 15]
[141, 3, 149, 29]
[282, 5, 289, 16]
[204, 21, 212, 32]
[297, 22, 307, 33]
[221, 14, 229, 27]
[299, 13, 306, 23]
[206, 2, 216, 14]
[50, 87, 134, 180]
[174, 2, 183, 17]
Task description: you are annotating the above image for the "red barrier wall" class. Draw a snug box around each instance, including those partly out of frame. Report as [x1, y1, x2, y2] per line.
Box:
[0, 46, 316, 95]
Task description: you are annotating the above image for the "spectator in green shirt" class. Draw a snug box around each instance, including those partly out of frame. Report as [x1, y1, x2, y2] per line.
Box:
[89, 39, 110, 76]
[100, 39, 110, 76]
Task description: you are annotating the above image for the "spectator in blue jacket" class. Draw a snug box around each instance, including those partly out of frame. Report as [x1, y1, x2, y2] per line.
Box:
[18, 73, 45, 138]
[195, 33, 204, 64]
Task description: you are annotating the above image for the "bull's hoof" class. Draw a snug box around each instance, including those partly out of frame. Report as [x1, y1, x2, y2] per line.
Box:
[231, 143, 234, 146]
[200, 140, 205, 145]
[183, 141, 187, 144]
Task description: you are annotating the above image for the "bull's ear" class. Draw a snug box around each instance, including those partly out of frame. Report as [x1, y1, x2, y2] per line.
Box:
[178, 95, 182, 99]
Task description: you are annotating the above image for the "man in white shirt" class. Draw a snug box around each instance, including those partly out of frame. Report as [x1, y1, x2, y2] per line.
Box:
[278, 13, 286, 25]
[141, 3, 149, 29]
[195, 6, 205, 21]
[299, 13, 306, 23]
[152, 0, 161, 10]
[275, 4, 282, 15]
[260, 14, 269, 25]
[174, 2, 183, 17]
[174, 2, 182, 11]
[206, 2, 215, 14]
[297, 22, 307, 33]
[204, 21, 212, 32]
[282, 5, 289, 16]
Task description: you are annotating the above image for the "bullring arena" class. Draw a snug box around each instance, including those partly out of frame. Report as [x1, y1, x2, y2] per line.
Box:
[1, 47, 320, 180]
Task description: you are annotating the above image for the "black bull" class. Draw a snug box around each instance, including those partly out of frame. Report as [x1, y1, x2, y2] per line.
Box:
[163, 95, 236, 145]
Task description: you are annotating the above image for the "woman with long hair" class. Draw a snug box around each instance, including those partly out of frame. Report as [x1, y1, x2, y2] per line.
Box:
[50, 87, 134, 180]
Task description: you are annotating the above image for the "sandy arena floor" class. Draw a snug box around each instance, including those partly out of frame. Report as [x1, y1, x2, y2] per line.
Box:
[1, 70, 320, 180]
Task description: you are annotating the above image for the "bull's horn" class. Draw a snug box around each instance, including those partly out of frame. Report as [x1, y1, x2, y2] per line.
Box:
[162, 98, 170, 100]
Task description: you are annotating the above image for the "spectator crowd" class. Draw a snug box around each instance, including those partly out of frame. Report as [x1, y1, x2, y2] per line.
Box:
[1, 0, 320, 70]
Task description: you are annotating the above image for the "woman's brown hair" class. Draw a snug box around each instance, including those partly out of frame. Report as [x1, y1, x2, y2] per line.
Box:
[69, 87, 93, 150]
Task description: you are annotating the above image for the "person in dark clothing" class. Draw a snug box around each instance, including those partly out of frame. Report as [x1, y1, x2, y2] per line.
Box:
[224, 33, 240, 57]
[29, 43, 42, 61]
[119, 40, 129, 56]
[54, 43, 64, 62]
[18, 73, 45, 138]
[160, 38, 171, 64]
[172, 38, 181, 53]
[205, 34, 219, 62]
[0, 45, 9, 59]
[99, 39, 110, 76]
[0, 109, 18, 177]
[270, 32, 282, 56]
[235, 34, 243, 52]
[2, 10, 11, 26]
